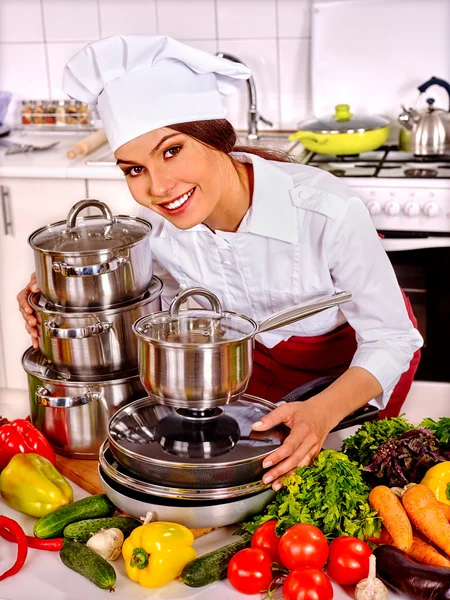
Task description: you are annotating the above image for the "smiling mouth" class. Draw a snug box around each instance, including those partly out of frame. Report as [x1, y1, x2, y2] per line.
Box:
[159, 187, 195, 211]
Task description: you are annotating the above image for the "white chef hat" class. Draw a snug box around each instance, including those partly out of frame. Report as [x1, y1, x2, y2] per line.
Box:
[62, 35, 251, 151]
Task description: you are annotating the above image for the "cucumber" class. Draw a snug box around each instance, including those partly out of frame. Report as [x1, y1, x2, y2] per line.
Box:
[60, 540, 116, 591]
[181, 535, 251, 587]
[34, 494, 115, 539]
[64, 516, 140, 543]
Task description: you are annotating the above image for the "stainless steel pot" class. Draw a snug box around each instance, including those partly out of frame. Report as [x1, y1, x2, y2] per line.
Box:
[99, 468, 275, 529]
[29, 276, 163, 377]
[22, 347, 147, 458]
[28, 199, 153, 309]
[133, 287, 352, 409]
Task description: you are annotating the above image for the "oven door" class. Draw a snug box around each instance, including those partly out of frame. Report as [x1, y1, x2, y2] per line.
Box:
[381, 237, 450, 382]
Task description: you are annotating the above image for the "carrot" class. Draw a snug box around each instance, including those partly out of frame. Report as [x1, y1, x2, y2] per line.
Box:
[402, 484, 450, 558]
[408, 535, 450, 569]
[369, 485, 413, 552]
[439, 500, 450, 522]
[365, 526, 393, 545]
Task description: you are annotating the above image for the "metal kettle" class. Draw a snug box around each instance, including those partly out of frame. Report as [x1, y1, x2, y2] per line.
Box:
[398, 76, 450, 156]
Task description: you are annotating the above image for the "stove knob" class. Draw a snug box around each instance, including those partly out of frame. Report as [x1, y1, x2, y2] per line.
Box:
[423, 201, 440, 217]
[385, 201, 401, 216]
[403, 202, 420, 217]
[366, 200, 382, 216]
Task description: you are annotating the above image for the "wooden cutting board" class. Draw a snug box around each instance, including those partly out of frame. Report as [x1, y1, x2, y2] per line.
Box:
[55, 454, 214, 539]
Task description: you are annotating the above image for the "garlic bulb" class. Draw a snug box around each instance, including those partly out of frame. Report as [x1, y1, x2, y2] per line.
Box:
[355, 554, 388, 600]
[87, 528, 124, 561]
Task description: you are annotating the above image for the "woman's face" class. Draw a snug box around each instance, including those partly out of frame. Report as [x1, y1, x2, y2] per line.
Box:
[115, 127, 229, 230]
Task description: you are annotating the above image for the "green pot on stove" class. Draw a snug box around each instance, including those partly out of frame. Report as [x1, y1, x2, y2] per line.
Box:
[289, 104, 391, 155]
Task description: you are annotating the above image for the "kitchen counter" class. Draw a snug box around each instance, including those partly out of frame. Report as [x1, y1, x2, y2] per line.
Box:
[0, 382, 448, 599]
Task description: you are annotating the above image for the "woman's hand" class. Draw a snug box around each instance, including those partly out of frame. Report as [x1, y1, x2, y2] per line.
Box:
[252, 399, 336, 491]
[17, 273, 40, 349]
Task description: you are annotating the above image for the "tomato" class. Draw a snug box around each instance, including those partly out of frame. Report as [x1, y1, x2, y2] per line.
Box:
[283, 567, 334, 600]
[251, 520, 281, 563]
[326, 536, 372, 586]
[227, 548, 274, 595]
[279, 524, 329, 570]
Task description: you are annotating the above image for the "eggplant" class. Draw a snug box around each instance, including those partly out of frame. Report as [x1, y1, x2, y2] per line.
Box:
[373, 545, 450, 600]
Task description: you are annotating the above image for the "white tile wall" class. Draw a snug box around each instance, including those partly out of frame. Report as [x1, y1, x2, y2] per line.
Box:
[0, 0, 312, 131]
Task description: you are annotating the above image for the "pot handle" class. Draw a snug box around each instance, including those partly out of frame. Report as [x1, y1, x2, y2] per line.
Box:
[67, 199, 113, 228]
[52, 255, 127, 277]
[44, 320, 112, 339]
[169, 287, 223, 318]
[256, 291, 352, 334]
[36, 386, 102, 408]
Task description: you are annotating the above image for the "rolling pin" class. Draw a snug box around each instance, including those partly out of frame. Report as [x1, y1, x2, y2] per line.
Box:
[67, 129, 108, 159]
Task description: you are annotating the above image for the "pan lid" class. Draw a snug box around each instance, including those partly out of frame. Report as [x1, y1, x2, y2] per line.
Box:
[28, 199, 152, 254]
[298, 104, 389, 134]
[133, 287, 257, 345]
[108, 395, 286, 467]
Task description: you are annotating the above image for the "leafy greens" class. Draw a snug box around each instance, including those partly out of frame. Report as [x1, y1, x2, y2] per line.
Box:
[342, 415, 414, 466]
[239, 450, 380, 541]
[419, 417, 450, 445]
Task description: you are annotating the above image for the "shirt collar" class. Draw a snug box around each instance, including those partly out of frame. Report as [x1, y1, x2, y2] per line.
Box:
[159, 151, 297, 243]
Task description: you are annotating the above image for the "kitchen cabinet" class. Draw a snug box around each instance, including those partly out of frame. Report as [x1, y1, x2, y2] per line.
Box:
[0, 178, 86, 389]
[86, 179, 139, 216]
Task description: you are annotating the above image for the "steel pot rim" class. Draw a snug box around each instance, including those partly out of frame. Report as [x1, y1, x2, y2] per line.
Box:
[29, 276, 163, 317]
[100, 440, 270, 500]
[28, 214, 153, 256]
[107, 394, 281, 469]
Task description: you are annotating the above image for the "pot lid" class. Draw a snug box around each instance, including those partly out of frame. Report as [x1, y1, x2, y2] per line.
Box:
[108, 395, 286, 467]
[133, 287, 257, 345]
[298, 104, 389, 134]
[22, 346, 139, 384]
[99, 441, 271, 500]
[28, 199, 152, 254]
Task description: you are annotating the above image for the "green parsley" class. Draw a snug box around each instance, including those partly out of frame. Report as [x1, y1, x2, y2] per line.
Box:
[240, 450, 380, 541]
[419, 417, 450, 445]
[342, 415, 414, 466]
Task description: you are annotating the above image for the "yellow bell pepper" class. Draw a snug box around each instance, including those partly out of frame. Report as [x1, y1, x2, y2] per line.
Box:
[122, 521, 197, 588]
[0, 453, 73, 517]
[421, 462, 450, 505]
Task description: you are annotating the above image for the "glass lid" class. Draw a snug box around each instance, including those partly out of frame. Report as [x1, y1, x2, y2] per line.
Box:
[298, 104, 389, 134]
[108, 395, 287, 466]
[133, 286, 257, 344]
[29, 199, 152, 254]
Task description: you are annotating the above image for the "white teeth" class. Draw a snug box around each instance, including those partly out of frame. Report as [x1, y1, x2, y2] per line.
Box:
[162, 188, 194, 211]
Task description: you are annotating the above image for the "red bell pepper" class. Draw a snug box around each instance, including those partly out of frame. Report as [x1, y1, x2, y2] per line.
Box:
[0, 417, 55, 470]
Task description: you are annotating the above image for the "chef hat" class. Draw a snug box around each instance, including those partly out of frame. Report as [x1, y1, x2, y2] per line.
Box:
[62, 35, 251, 151]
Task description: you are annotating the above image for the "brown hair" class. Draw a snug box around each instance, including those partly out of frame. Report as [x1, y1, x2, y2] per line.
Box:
[170, 119, 295, 163]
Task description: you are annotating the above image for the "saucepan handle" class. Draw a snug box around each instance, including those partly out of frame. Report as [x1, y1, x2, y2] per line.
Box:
[280, 376, 379, 432]
[257, 291, 352, 334]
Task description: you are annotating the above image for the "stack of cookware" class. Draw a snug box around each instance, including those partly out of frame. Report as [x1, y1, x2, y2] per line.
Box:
[97, 287, 379, 529]
[22, 199, 163, 458]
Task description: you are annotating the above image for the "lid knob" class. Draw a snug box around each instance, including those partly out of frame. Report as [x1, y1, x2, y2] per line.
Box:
[333, 104, 353, 122]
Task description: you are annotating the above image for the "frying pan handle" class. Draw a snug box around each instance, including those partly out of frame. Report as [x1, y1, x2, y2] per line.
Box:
[280, 376, 379, 432]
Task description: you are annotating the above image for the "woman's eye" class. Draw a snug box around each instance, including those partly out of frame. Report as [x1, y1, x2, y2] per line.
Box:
[124, 166, 144, 177]
[164, 145, 181, 159]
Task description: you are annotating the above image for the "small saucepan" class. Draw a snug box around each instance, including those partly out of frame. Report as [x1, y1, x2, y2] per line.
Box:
[133, 287, 352, 410]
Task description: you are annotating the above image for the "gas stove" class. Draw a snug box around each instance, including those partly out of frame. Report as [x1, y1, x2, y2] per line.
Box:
[301, 145, 450, 237]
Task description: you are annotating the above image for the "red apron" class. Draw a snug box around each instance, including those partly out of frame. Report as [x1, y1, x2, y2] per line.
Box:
[246, 291, 421, 419]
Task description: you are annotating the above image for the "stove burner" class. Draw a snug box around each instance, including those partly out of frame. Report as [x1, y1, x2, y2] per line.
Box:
[404, 168, 438, 178]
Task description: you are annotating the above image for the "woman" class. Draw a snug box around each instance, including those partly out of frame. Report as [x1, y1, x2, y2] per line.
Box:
[17, 35, 423, 490]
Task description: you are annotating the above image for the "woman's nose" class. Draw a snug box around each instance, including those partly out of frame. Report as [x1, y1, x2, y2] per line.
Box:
[148, 167, 176, 198]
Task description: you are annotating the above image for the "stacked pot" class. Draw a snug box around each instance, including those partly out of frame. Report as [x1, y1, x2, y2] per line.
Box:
[23, 199, 163, 458]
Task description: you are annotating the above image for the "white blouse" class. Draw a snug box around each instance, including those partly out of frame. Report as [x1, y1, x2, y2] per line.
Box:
[141, 152, 423, 408]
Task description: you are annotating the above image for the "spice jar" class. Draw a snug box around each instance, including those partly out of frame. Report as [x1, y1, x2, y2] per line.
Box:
[21, 100, 32, 125]
[55, 100, 65, 126]
[66, 100, 78, 125]
[44, 101, 56, 124]
[78, 102, 90, 125]
[32, 101, 44, 125]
